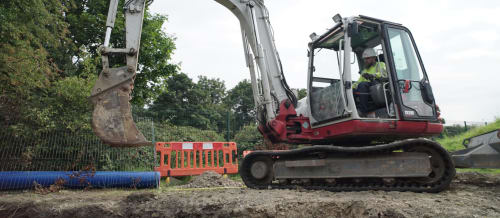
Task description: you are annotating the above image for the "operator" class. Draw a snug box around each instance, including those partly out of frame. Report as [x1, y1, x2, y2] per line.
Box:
[353, 48, 387, 116]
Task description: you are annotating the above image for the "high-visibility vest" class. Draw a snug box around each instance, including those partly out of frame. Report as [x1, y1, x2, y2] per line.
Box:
[353, 62, 387, 89]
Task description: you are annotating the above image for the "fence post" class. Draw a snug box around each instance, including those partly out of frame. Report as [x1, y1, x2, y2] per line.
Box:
[226, 111, 230, 142]
[152, 118, 156, 170]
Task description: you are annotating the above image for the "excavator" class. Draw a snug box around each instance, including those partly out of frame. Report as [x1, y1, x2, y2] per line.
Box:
[90, 0, 498, 192]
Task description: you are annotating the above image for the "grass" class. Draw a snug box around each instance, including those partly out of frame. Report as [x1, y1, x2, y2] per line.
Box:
[228, 173, 242, 182]
[437, 119, 500, 174]
[437, 119, 500, 152]
[456, 168, 500, 173]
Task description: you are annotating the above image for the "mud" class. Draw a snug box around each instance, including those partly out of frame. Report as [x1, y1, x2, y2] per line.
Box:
[177, 171, 243, 188]
[0, 172, 499, 218]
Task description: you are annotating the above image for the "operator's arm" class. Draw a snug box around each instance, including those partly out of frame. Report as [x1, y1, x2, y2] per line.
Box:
[353, 62, 387, 89]
[376, 62, 387, 78]
[362, 62, 387, 81]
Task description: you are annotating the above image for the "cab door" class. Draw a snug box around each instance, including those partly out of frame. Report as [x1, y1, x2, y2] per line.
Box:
[382, 24, 439, 121]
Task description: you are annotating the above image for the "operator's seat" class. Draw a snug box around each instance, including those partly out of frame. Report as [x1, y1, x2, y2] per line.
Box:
[353, 82, 391, 118]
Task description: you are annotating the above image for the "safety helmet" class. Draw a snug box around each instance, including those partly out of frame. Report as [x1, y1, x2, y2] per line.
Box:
[362, 48, 377, 58]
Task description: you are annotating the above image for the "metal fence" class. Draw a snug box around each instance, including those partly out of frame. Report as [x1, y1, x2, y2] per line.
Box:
[441, 120, 493, 138]
[0, 116, 156, 172]
[444, 120, 490, 127]
[0, 108, 262, 190]
[3, 112, 490, 174]
[0, 108, 259, 172]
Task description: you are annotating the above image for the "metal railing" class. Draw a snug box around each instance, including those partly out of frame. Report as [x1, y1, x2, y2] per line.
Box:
[0, 117, 156, 172]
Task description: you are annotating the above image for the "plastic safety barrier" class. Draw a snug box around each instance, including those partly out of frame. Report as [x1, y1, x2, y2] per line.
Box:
[155, 142, 238, 177]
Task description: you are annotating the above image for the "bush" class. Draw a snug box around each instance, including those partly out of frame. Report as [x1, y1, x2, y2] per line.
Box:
[437, 119, 500, 152]
[153, 121, 225, 142]
[232, 123, 263, 156]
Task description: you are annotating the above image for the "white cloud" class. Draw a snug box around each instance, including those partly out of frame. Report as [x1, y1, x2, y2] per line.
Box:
[445, 49, 500, 61]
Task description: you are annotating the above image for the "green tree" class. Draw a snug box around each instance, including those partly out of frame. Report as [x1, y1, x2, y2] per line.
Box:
[64, 0, 178, 106]
[154, 121, 225, 142]
[1, 0, 178, 134]
[224, 79, 256, 131]
[37, 53, 98, 132]
[0, 0, 71, 133]
[193, 76, 227, 131]
[149, 72, 196, 123]
[232, 123, 262, 157]
[296, 88, 307, 99]
[150, 73, 228, 131]
[195, 76, 226, 105]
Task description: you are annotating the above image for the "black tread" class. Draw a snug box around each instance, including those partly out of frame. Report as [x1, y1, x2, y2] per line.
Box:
[241, 138, 456, 193]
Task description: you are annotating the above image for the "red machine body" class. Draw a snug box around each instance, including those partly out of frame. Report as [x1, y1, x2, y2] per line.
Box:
[260, 100, 443, 146]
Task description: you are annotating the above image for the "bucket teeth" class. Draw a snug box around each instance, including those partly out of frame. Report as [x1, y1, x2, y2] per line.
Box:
[91, 85, 150, 147]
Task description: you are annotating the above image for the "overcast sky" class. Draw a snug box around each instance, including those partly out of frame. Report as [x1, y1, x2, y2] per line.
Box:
[149, 0, 500, 123]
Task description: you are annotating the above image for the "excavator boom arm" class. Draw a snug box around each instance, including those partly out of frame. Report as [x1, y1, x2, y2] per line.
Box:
[91, 0, 294, 146]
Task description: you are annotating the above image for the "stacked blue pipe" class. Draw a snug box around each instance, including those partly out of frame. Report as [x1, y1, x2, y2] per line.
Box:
[0, 171, 160, 190]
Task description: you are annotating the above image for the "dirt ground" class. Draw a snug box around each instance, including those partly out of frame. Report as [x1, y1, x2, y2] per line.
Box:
[0, 172, 499, 218]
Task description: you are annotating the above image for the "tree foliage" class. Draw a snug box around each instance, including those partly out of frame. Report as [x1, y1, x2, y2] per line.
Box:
[149, 73, 228, 131]
[296, 88, 307, 99]
[64, 0, 178, 106]
[1, 0, 178, 134]
[224, 79, 255, 132]
[1, 0, 71, 133]
[232, 123, 262, 156]
[154, 121, 225, 142]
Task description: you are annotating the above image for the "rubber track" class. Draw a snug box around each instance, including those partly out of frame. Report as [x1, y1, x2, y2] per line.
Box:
[241, 138, 456, 193]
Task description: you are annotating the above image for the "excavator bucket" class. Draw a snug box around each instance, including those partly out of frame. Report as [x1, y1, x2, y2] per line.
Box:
[90, 0, 149, 147]
[90, 67, 151, 147]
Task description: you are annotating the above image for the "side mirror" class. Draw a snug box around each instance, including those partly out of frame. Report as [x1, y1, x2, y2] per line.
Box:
[348, 22, 359, 37]
[420, 80, 435, 104]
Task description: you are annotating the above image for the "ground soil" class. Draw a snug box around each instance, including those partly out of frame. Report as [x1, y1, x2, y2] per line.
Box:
[177, 171, 243, 188]
[0, 172, 499, 218]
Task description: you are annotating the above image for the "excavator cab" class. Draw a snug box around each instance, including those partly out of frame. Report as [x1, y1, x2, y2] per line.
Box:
[307, 15, 439, 132]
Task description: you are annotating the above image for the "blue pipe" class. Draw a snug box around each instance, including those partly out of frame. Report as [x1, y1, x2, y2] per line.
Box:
[0, 171, 160, 190]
